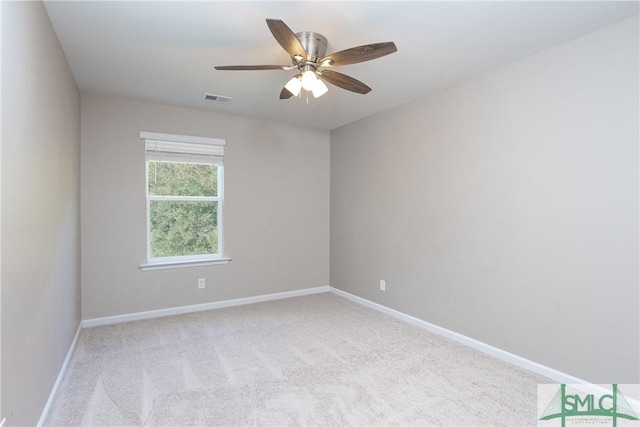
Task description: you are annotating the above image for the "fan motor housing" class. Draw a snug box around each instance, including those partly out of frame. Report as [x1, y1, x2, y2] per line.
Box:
[295, 31, 328, 62]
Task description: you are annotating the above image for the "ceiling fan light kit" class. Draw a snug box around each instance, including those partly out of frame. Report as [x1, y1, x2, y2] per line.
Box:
[215, 19, 397, 100]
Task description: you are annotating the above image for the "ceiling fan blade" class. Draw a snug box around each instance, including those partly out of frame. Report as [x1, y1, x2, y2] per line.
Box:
[279, 87, 294, 99]
[319, 70, 371, 94]
[320, 42, 397, 67]
[266, 19, 307, 60]
[214, 65, 291, 71]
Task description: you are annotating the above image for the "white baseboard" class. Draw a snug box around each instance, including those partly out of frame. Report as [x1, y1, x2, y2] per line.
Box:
[37, 322, 83, 427]
[83, 285, 331, 328]
[83, 284, 601, 386]
[329, 286, 590, 385]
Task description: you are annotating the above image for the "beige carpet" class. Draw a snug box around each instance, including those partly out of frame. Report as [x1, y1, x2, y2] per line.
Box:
[45, 293, 551, 426]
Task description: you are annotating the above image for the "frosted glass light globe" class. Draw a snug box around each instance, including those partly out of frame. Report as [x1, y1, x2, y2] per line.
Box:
[312, 79, 328, 98]
[284, 76, 302, 96]
[301, 70, 317, 91]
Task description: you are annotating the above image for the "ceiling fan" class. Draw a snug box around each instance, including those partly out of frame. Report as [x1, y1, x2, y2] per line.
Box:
[215, 19, 397, 100]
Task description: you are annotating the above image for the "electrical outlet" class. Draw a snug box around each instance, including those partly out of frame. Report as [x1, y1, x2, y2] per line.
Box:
[380, 280, 386, 291]
[198, 278, 205, 289]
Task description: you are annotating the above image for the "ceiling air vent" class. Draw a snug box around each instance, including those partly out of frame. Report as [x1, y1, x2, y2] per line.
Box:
[204, 93, 233, 104]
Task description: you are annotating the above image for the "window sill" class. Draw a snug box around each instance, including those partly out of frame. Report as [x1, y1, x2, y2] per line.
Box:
[139, 257, 231, 271]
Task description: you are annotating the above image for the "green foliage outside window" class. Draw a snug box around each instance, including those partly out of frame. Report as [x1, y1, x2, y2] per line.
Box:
[148, 161, 219, 257]
[149, 161, 217, 197]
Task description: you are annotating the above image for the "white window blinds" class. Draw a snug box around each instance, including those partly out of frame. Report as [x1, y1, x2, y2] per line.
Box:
[140, 131, 225, 165]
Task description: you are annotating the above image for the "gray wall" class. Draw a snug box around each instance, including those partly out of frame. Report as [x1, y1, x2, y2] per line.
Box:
[1, 2, 81, 425]
[330, 16, 639, 383]
[81, 94, 330, 319]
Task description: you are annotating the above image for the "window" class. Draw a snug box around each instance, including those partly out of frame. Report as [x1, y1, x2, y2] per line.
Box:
[139, 132, 229, 270]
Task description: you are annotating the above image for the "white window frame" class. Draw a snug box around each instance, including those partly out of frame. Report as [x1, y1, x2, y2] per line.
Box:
[138, 131, 230, 271]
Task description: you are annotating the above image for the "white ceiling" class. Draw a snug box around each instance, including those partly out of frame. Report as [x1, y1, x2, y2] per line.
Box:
[44, 1, 639, 130]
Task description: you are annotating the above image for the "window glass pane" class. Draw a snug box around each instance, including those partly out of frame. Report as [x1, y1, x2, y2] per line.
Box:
[150, 201, 218, 257]
[148, 161, 218, 197]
